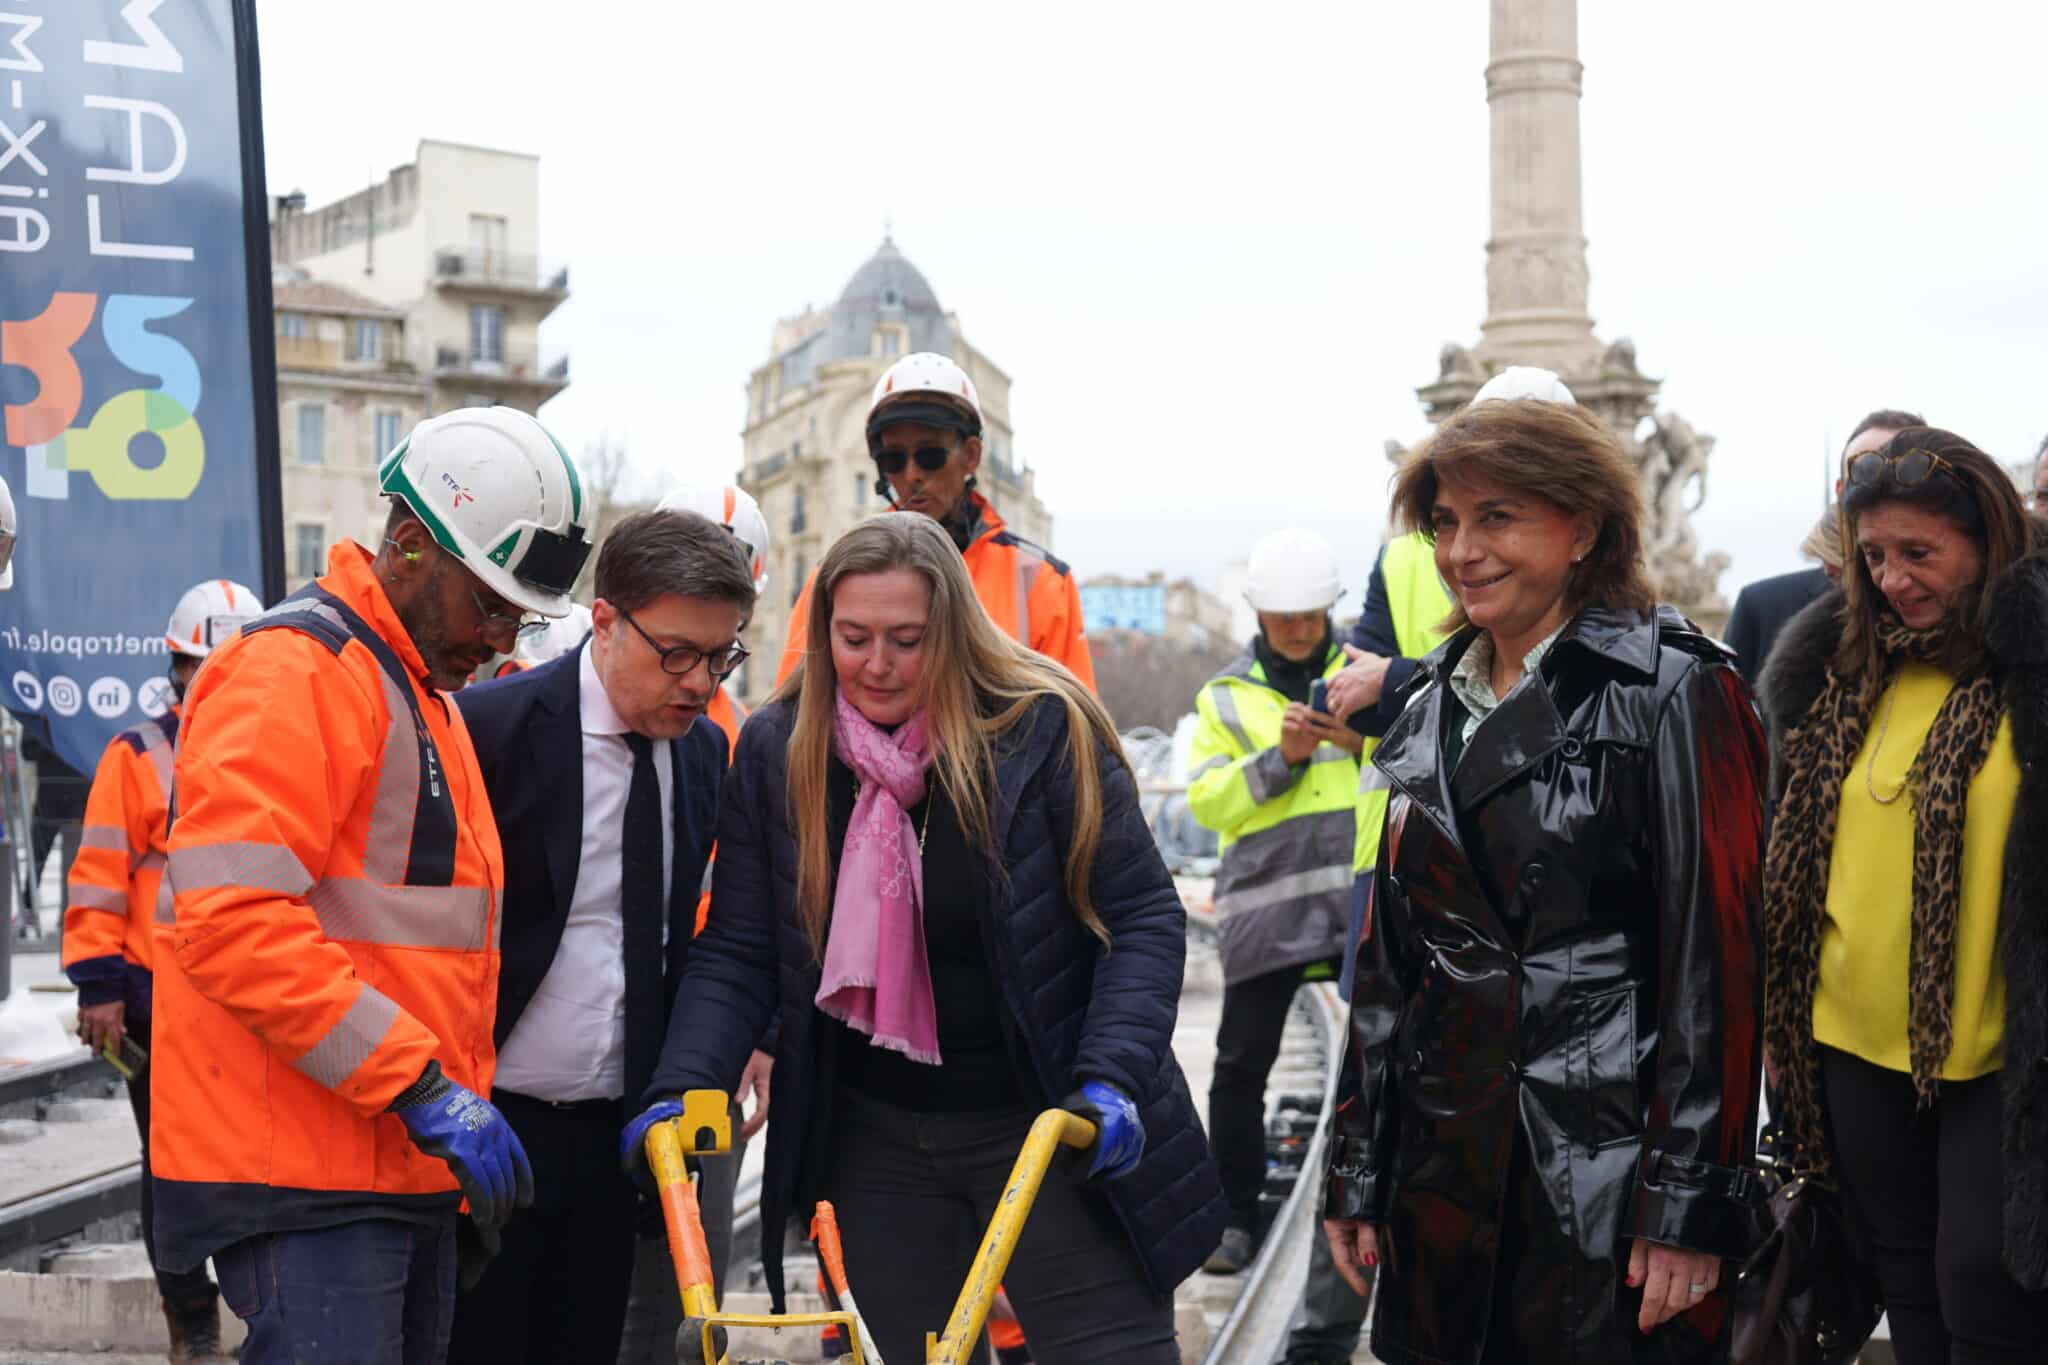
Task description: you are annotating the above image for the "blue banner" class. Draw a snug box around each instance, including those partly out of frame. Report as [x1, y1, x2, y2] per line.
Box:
[0, 0, 280, 777]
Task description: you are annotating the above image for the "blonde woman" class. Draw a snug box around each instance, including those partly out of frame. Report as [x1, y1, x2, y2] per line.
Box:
[627, 514, 1225, 1363]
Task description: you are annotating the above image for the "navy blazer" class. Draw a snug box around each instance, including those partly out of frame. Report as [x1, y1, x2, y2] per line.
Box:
[1723, 566, 1831, 686]
[456, 645, 724, 1103]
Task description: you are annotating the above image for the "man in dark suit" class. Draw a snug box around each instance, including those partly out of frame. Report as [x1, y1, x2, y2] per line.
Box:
[447, 509, 758, 1365]
[1724, 408, 1923, 686]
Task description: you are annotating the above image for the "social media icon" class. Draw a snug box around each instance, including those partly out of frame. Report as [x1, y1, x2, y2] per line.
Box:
[47, 675, 82, 718]
[12, 671, 43, 710]
[88, 676, 132, 720]
[138, 676, 174, 719]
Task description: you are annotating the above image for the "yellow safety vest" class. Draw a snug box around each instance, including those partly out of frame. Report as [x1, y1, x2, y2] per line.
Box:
[1353, 532, 1454, 875]
[1188, 650, 1358, 984]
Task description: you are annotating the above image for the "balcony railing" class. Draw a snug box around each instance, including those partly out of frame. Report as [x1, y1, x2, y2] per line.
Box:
[431, 343, 569, 387]
[431, 247, 570, 294]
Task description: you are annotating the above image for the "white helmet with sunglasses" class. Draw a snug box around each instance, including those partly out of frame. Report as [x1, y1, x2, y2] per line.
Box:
[377, 407, 593, 620]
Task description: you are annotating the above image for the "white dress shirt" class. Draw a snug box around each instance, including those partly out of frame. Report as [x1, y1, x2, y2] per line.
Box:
[494, 646, 673, 1102]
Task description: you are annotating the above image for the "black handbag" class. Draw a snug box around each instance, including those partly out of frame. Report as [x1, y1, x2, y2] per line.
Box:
[1729, 1124, 1884, 1365]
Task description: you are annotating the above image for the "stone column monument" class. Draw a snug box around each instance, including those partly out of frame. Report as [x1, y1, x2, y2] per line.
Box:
[1404, 0, 1730, 629]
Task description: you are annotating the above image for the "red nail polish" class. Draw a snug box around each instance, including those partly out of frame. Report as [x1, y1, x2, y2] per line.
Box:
[1364, 1251, 1378, 1267]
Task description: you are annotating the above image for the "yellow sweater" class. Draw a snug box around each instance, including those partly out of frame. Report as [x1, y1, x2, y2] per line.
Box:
[1813, 661, 2014, 1079]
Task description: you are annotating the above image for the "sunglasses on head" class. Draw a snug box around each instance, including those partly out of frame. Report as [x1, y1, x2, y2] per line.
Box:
[1845, 447, 1956, 489]
[873, 444, 952, 477]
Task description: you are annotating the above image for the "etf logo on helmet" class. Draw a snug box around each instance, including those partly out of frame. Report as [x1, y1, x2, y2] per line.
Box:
[440, 471, 476, 510]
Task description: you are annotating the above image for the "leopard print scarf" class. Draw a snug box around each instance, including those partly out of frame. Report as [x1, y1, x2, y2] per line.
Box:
[1762, 614, 2003, 1169]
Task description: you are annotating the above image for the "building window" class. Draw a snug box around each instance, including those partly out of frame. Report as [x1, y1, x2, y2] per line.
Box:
[294, 523, 326, 579]
[277, 312, 305, 341]
[790, 488, 807, 535]
[348, 319, 381, 362]
[469, 212, 508, 264]
[854, 472, 868, 507]
[373, 408, 403, 459]
[880, 328, 902, 357]
[469, 305, 504, 363]
[791, 558, 806, 607]
[296, 403, 325, 465]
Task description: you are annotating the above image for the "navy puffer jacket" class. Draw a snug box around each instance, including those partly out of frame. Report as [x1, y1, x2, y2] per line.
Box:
[646, 693, 1227, 1305]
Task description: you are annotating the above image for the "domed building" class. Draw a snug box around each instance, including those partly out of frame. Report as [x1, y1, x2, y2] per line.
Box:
[735, 236, 1053, 703]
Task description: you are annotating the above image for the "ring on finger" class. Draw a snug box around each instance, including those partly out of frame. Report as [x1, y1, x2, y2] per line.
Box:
[1687, 1282, 1709, 1296]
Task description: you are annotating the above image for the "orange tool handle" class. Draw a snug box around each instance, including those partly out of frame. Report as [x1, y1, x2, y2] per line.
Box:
[646, 1119, 718, 1316]
[811, 1200, 852, 1297]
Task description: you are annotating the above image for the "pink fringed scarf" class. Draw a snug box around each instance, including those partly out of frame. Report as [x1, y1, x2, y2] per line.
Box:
[814, 690, 942, 1064]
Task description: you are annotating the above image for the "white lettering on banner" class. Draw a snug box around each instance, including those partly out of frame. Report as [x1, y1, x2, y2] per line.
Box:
[87, 675, 130, 719]
[0, 110, 47, 176]
[80, 0, 181, 74]
[137, 675, 172, 718]
[0, 14, 48, 252]
[83, 95, 185, 185]
[0, 3, 195, 258]
[0, 13, 45, 74]
[86, 192, 190, 260]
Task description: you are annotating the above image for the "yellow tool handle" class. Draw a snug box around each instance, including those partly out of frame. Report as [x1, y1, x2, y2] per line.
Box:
[927, 1108, 1096, 1365]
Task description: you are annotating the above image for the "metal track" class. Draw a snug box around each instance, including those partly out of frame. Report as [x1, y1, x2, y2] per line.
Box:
[0, 1051, 121, 1118]
[0, 1163, 142, 1264]
[1200, 980, 1349, 1365]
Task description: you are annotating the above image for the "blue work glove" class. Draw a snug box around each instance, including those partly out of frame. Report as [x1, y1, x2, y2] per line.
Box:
[1063, 1080, 1145, 1181]
[620, 1097, 686, 1181]
[389, 1062, 535, 1229]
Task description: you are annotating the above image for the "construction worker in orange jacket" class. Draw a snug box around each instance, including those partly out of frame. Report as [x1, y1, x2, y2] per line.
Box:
[152, 407, 591, 1365]
[773, 352, 1095, 691]
[64, 578, 261, 1364]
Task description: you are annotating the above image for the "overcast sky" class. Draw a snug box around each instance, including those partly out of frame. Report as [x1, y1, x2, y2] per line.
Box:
[257, 2, 2048, 610]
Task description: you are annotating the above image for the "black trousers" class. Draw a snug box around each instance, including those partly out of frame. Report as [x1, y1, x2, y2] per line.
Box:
[128, 1017, 216, 1303]
[447, 1091, 638, 1365]
[1209, 958, 1334, 1230]
[1822, 1045, 2048, 1365]
[821, 1086, 1178, 1365]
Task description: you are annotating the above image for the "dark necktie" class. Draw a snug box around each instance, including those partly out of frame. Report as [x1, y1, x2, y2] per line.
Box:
[622, 733, 664, 1101]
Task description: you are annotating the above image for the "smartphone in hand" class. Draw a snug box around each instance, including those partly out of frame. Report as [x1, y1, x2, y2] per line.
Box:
[1310, 679, 1330, 715]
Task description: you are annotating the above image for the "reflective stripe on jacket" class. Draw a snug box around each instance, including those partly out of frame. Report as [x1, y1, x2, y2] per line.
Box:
[774, 493, 1095, 691]
[151, 542, 506, 1272]
[62, 710, 178, 1010]
[1188, 651, 1357, 984]
[1353, 532, 1453, 876]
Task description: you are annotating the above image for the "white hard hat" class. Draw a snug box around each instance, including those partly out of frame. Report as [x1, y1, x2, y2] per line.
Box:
[0, 472, 15, 590]
[516, 601, 593, 667]
[1471, 366, 1576, 406]
[166, 579, 263, 658]
[655, 483, 771, 593]
[866, 352, 982, 451]
[378, 407, 592, 618]
[1244, 528, 1346, 614]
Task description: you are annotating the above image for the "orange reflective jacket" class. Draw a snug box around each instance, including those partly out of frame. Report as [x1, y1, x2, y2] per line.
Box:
[151, 543, 506, 1272]
[62, 709, 178, 1008]
[774, 494, 1095, 691]
[691, 688, 748, 937]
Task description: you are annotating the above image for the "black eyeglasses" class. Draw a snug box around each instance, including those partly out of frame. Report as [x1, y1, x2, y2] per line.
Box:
[1845, 447, 1956, 489]
[873, 444, 952, 477]
[469, 588, 549, 642]
[619, 608, 749, 679]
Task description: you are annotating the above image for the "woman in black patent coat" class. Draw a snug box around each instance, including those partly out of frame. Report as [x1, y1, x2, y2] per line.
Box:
[1321, 392, 1767, 1365]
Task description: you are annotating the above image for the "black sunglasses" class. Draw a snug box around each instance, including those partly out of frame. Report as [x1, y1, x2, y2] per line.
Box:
[618, 608, 749, 679]
[873, 444, 952, 477]
[1845, 447, 1955, 489]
